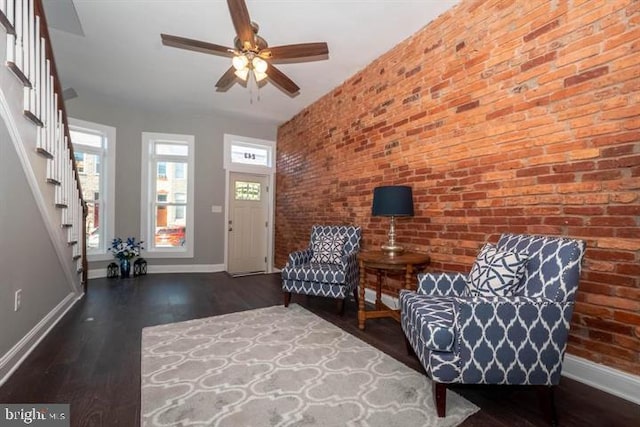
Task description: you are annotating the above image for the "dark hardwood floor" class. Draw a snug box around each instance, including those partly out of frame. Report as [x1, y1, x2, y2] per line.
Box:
[0, 273, 638, 426]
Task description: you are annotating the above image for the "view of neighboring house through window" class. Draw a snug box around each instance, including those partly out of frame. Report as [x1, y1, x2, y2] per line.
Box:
[69, 119, 115, 259]
[141, 133, 194, 257]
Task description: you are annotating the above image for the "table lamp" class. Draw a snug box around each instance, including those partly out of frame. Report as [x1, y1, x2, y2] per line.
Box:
[371, 185, 414, 256]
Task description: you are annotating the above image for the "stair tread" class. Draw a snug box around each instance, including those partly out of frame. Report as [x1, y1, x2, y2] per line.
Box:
[24, 110, 44, 127]
[37, 147, 54, 159]
[0, 11, 16, 36]
[6, 61, 32, 88]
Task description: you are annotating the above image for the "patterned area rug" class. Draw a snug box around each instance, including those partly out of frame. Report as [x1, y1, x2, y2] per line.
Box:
[141, 304, 478, 426]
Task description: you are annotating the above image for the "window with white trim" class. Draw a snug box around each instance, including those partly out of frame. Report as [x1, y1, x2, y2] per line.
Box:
[69, 118, 116, 260]
[141, 132, 194, 257]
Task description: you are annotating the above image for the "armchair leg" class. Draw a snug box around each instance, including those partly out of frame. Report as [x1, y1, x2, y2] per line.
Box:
[536, 385, 558, 426]
[283, 292, 291, 307]
[433, 381, 447, 418]
[337, 298, 345, 316]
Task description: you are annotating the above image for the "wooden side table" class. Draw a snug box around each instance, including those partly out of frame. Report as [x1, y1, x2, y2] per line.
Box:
[358, 251, 430, 330]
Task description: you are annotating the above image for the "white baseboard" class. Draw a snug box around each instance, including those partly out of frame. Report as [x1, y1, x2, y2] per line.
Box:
[363, 288, 400, 309]
[0, 292, 82, 387]
[88, 263, 225, 278]
[146, 264, 226, 274]
[88, 269, 106, 279]
[362, 290, 640, 404]
[562, 354, 640, 405]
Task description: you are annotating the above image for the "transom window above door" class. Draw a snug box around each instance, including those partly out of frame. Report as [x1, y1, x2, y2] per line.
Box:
[223, 134, 275, 174]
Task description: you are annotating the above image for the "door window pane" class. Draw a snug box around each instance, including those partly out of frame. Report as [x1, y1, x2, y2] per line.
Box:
[235, 181, 261, 201]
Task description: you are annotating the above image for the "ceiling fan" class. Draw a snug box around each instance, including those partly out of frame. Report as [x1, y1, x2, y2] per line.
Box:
[160, 0, 329, 95]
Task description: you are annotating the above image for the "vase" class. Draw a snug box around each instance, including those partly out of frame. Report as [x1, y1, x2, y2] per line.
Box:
[120, 259, 131, 278]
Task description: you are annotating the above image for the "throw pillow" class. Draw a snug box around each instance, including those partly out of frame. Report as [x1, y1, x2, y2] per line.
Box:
[311, 233, 346, 265]
[467, 243, 529, 297]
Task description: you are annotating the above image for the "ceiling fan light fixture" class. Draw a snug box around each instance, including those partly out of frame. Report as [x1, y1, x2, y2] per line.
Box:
[161, 0, 328, 95]
[234, 67, 249, 81]
[252, 56, 268, 74]
[232, 54, 249, 71]
[253, 70, 268, 82]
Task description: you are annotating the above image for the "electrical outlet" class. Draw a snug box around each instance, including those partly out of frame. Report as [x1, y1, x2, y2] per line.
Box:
[14, 289, 22, 311]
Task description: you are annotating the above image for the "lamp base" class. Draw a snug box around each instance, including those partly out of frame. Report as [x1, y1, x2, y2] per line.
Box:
[381, 243, 404, 257]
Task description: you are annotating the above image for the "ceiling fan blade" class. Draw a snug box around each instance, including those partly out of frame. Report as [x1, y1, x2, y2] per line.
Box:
[227, 0, 254, 50]
[161, 33, 234, 57]
[262, 42, 329, 60]
[215, 67, 238, 91]
[266, 65, 300, 95]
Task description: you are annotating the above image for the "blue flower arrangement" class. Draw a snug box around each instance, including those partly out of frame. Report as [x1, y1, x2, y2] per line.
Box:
[109, 237, 144, 260]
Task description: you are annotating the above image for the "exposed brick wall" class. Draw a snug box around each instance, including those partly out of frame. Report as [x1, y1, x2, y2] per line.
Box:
[275, 0, 640, 375]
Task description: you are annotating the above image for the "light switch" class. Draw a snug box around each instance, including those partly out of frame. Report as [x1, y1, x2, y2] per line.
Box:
[211, 205, 223, 213]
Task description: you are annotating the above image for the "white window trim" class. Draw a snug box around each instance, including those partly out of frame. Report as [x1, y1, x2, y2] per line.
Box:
[69, 117, 116, 262]
[223, 134, 276, 273]
[141, 132, 195, 258]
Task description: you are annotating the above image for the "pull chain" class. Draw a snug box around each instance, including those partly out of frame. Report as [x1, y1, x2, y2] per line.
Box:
[247, 71, 262, 104]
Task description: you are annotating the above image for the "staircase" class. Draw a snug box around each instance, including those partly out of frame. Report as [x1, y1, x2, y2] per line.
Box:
[0, 0, 86, 290]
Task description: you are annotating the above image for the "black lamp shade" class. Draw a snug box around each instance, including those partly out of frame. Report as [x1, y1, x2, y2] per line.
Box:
[372, 186, 414, 217]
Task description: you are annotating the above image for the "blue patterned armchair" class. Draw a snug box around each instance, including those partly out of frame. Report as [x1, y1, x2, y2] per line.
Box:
[282, 225, 362, 314]
[400, 233, 586, 422]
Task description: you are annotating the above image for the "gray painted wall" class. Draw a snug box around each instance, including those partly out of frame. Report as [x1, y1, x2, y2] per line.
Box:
[0, 120, 72, 357]
[66, 93, 278, 270]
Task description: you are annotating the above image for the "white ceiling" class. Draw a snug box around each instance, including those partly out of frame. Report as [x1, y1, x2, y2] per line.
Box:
[45, 0, 459, 125]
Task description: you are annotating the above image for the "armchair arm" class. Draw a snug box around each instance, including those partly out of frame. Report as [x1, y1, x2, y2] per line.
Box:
[343, 251, 360, 288]
[341, 251, 359, 269]
[454, 296, 574, 385]
[286, 248, 313, 267]
[417, 272, 469, 296]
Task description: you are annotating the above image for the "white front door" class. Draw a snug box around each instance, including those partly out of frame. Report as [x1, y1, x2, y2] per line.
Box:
[227, 172, 269, 275]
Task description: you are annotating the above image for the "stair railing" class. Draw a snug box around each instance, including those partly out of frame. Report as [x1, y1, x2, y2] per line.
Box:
[0, 0, 87, 290]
